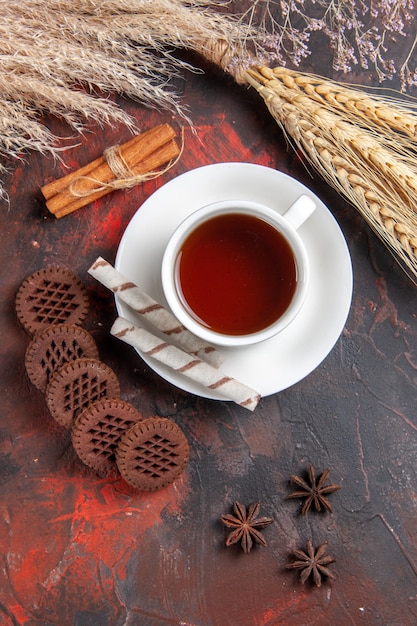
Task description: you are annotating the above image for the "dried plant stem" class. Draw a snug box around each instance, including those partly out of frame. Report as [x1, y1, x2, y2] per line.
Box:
[245, 66, 417, 280]
[0, 0, 259, 201]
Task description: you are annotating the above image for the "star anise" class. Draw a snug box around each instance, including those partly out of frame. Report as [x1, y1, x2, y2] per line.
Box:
[287, 463, 341, 514]
[286, 540, 336, 587]
[220, 501, 273, 554]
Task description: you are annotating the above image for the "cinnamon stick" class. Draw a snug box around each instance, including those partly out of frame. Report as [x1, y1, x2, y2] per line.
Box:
[53, 139, 179, 219]
[41, 132, 148, 201]
[41, 123, 179, 218]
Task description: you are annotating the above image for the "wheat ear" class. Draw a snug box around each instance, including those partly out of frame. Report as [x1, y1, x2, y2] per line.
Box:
[245, 66, 417, 281]
[268, 68, 417, 139]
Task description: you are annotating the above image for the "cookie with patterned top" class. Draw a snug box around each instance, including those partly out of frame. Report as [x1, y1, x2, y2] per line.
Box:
[72, 398, 142, 476]
[25, 324, 99, 391]
[116, 417, 189, 491]
[45, 358, 120, 428]
[16, 266, 89, 335]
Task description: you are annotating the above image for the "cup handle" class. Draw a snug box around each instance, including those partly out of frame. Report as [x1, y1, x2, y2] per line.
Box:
[283, 194, 316, 230]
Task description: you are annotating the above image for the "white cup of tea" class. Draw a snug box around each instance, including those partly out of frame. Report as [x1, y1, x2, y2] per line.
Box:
[161, 195, 316, 347]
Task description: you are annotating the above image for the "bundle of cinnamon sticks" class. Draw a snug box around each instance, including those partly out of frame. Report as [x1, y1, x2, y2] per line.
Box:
[41, 123, 180, 218]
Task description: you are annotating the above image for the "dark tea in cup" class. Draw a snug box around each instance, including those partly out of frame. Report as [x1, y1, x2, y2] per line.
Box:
[162, 198, 314, 347]
[174, 212, 297, 335]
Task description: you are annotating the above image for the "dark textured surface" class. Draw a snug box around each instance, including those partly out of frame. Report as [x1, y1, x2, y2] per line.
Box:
[1, 39, 417, 626]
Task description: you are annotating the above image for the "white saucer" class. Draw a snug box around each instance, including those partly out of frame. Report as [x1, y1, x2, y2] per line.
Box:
[115, 163, 353, 399]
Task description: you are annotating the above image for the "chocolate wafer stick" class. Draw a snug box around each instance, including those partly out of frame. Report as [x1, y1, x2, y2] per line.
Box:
[88, 257, 223, 368]
[110, 317, 261, 411]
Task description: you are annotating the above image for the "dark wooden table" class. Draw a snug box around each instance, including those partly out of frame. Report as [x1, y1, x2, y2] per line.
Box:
[1, 21, 417, 626]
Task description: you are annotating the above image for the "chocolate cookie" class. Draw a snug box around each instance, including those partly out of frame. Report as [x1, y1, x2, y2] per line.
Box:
[72, 398, 142, 476]
[115, 417, 189, 491]
[16, 266, 89, 335]
[45, 358, 120, 428]
[25, 324, 99, 391]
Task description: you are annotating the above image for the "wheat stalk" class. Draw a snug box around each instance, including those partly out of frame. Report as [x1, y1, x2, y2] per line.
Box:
[1, 1, 417, 282]
[245, 66, 417, 281]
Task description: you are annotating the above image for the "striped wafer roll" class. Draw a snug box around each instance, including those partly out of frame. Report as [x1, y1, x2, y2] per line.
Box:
[110, 317, 261, 412]
[88, 257, 223, 368]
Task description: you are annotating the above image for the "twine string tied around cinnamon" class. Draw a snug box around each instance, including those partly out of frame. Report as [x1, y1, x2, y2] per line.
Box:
[69, 133, 183, 197]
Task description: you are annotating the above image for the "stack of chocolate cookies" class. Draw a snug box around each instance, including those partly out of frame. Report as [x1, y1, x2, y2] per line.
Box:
[16, 266, 189, 491]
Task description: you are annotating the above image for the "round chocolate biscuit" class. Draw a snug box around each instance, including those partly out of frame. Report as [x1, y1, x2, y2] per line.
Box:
[16, 266, 89, 335]
[25, 324, 99, 392]
[116, 417, 189, 491]
[72, 398, 142, 476]
[46, 358, 120, 428]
